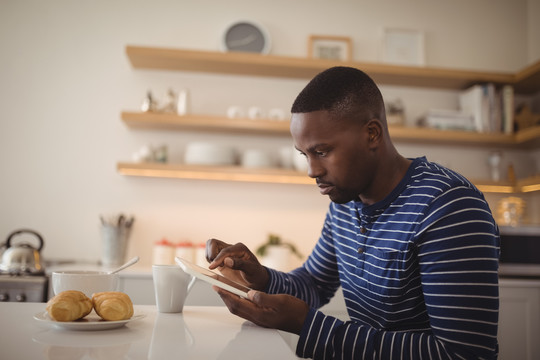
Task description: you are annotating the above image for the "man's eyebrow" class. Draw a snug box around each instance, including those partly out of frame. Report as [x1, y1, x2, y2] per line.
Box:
[304, 143, 329, 152]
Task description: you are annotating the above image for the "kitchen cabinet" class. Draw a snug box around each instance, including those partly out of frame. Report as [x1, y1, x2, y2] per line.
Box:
[498, 279, 540, 360]
[120, 46, 540, 193]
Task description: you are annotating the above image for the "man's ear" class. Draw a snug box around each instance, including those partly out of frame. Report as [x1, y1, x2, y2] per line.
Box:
[366, 119, 383, 147]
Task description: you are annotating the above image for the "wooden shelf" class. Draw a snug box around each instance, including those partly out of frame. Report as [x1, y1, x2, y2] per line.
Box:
[125, 45, 540, 93]
[514, 126, 540, 148]
[121, 46, 540, 193]
[122, 111, 540, 148]
[117, 162, 314, 185]
[514, 60, 540, 93]
[121, 111, 290, 136]
[474, 175, 540, 194]
[117, 162, 540, 193]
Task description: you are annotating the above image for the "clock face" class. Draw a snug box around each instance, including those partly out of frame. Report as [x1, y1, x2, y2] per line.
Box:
[223, 21, 270, 54]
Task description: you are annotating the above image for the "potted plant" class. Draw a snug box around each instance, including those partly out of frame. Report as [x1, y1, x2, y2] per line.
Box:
[256, 234, 302, 271]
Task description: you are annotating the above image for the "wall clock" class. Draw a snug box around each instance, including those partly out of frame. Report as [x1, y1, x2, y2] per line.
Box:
[221, 21, 271, 54]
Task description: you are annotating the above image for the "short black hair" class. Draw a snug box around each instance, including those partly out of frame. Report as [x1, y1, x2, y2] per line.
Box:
[291, 66, 385, 125]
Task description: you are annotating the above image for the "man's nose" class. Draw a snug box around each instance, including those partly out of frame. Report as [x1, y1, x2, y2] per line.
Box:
[307, 159, 324, 179]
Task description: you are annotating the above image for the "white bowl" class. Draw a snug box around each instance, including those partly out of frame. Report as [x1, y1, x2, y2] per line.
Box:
[52, 271, 119, 297]
[241, 149, 272, 168]
[184, 142, 236, 166]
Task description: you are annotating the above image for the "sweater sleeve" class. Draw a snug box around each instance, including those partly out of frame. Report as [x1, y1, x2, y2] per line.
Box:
[265, 209, 342, 309]
[268, 186, 499, 359]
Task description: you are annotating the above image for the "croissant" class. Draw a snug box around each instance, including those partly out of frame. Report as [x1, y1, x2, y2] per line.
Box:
[92, 291, 134, 321]
[46, 290, 93, 322]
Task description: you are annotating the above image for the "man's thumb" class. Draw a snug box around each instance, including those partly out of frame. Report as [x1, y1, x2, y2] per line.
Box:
[248, 290, 265, 305]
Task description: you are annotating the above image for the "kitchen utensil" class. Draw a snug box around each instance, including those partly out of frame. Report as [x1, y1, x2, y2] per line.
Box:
[101, 222, 132, 267]
[107, 256, 140, 274]
[0, 229, 45, 275]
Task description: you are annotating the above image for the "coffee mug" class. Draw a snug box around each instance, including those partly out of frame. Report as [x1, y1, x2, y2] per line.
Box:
[152, 265, 196, 313]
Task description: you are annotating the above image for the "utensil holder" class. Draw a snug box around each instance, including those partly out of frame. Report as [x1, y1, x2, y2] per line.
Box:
[101, 225, 131, 267]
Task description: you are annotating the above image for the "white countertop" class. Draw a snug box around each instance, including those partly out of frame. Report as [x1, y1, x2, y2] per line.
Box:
[0, 303, 300, 359]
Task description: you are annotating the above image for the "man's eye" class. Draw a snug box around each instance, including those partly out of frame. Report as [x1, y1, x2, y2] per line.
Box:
[316, 151, 328, 157]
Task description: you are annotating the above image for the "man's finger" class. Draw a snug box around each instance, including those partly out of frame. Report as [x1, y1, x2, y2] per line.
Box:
[228, 257, 261, 274]
[214, 287, 259, 320]
[248, 290, 271, 308]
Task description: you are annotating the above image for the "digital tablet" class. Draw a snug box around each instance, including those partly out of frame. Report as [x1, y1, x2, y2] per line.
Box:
[175, 257, 251, 299]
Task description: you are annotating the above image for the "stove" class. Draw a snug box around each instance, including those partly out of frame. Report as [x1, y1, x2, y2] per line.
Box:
[0, 228, 50, 302]
[0, 275, 48, 302]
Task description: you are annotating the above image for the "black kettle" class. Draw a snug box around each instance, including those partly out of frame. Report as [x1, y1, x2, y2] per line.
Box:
[0, 229, 45, 275]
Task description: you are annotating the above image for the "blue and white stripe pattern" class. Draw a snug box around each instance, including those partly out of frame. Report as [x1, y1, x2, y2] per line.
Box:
[266, 157, 499, 359]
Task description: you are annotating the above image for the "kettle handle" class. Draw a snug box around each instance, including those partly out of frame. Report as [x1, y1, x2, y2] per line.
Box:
[5, 229, 44, 251]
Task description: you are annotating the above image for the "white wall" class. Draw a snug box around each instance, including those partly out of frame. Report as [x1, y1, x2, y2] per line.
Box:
[527, 0, 540, 63]
[0, 0, 538, 266]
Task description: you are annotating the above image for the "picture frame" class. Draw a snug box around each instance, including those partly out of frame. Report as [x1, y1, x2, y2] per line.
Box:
[308, 35, 353, 61]
[382, 28, 425, 66]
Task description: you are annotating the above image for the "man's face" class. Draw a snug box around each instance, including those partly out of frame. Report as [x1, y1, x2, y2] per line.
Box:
[290, 110, 376, 204]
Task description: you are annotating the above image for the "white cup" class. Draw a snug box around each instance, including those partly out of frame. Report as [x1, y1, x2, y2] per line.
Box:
[226, 106, 244, 118]
[248, 106, 263, 119]
[152, 265, 196, 313]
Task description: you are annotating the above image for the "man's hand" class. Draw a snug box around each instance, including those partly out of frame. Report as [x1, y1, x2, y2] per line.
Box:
[206, 238, 269, 291]
[215, 287, 310, 335]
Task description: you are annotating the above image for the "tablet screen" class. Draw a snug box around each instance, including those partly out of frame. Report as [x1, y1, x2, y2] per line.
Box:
[175, 257, 251, 297]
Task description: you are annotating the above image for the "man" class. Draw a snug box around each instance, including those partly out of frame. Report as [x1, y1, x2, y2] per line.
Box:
[207, 67, 499, 359]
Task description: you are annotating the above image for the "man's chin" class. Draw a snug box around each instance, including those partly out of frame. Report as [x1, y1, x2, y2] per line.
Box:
[327, 192, 354, 204]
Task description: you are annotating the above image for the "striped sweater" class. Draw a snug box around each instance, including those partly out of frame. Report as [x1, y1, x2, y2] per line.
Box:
[267, 157, 499, 359]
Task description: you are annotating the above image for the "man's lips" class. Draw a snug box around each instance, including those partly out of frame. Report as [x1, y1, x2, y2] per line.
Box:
[317, 182, 335, 195]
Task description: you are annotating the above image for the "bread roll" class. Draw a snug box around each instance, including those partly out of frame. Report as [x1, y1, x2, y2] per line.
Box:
[46, 290, 93, 322]
[92, 291, 133, 321]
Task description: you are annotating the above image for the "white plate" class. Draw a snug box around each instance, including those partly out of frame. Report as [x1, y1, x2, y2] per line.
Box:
[33, 310, 145, 331]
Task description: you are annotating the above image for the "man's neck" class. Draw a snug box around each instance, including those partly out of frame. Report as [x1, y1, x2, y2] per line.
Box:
[359, 152, 411, 206]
